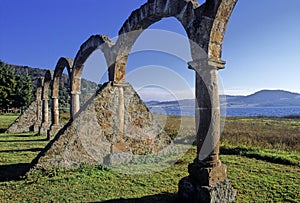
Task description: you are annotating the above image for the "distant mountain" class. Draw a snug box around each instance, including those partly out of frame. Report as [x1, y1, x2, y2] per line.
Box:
[225, 90, 300, 107]
[145, 90, 300, 109]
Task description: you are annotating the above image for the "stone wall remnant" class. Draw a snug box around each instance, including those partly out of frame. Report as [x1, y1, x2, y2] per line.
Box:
[30, 82, 171, 170]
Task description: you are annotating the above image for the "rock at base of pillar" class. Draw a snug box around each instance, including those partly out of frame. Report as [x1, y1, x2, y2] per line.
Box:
[33, 124, 41, 132]
[47, 124, 63, 140]
[188, 161, 228, 186]
[29, 82, 172, 171]
[5, 101, 38, 133]
[178, 177, 236, 203]
[104, 152, 133, 165]
[39, 124, 50, 136]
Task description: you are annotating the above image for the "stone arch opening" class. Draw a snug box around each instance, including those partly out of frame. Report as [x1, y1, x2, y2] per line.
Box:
[79, 50, 109, 108]
[125, 17, 196, 143]
[39, 70, 53, 135]
[47, 57, 73, 139]
[111, 0, 201, 82]
[217, 0, 300, 154]
[71, 34, 114, 117]
[108, 1, 239, 201]
[221, 0, 300, 96]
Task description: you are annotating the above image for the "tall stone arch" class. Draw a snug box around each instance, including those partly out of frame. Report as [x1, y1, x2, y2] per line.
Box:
[106, 0, 239, 202]
[48, 57, 73, 139]
[71, 34, 114, 117]
[39, 70, 54, 135]
[110, 0, 200, 82]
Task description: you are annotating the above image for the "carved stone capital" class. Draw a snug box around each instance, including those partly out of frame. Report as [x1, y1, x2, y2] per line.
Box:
[112, 81, 130, 87]
[70, 91, 81, 95]
[188, 58, 226, 72]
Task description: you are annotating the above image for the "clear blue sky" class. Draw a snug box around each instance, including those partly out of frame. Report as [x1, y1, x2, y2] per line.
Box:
[1, 0, 300, 98]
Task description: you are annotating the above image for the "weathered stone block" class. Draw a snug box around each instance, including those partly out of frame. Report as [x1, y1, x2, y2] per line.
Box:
[178, 177, 236, 203]
[6, 101, 38, 133]
[29, 82, 172, 171]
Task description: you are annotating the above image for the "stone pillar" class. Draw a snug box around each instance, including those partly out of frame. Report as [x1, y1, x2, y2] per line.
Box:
[178, 59, 236, 203]
[111, 82, 129, 153]
[39, 98, 50, 135]
[47, 96, 61, 139]
[71, 76, 81, 118]
[33, 81, 43, 132]
[71, 91, 80, 118]
[106, 82, 131, 165]
[52, 97, 59, 125]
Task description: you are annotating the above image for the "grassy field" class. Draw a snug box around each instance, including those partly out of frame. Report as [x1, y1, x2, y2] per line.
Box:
[0, 114, 18, 133]
[0, 115, 299, 202]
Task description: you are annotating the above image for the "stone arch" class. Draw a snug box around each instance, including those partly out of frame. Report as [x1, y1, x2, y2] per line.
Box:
[48, 57, 73, 139]
[52, 57, 73, 99]
[111, 0, 201, 82]
[105, 1, 240, 201]
[39, 70, 53, 135]
[71, 34, 114, 117]
[42, 70, 53, 103]
[207, 0, 237, 66]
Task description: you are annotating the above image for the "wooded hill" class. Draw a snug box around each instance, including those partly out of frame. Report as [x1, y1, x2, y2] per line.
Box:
[0, 61, 99, 111]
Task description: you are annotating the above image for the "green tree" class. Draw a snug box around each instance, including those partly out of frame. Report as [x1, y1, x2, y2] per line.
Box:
[59, 84, 69, 109]
[14, 72, 34, 108]
[0, 61, 17, 111]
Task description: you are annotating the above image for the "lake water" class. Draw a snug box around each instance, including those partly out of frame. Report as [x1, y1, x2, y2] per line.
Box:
[149, 106, 300, 117]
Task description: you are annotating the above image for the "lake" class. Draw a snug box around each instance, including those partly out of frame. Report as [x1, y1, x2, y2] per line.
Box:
[149, 106, 300, 117]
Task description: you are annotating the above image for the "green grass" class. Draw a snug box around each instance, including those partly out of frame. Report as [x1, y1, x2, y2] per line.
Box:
[0, 146, 299, 202]
[221, 144, 300, 167]
[0, 114, 18, 132]
[0, 114, 299, 202]
[0, 133, 48, 165]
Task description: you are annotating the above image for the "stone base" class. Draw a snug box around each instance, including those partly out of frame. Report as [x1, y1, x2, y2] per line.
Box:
[39, 124, 50, 136]
[104, 151, 133, 165]
[178, 177, 236, 203]
[29, 82, 172, 171]
[188, 162, 228, 186]
[33, 124, 41, 132]
[5, 101, 38, 133]
[47, 124, 63, 140]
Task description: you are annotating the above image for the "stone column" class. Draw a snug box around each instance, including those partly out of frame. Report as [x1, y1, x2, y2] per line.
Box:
[39, 98, 49, 135]
[47, 96, 61, 139]
[33, 82, 43, 132]
[71, 76, 81, 118]
[71, 91, 80, 118]
[178, 59, 236, 203]
[107, 82, 131, 165]
[111, 82, 129, 153]
[52, 97, 59, 125]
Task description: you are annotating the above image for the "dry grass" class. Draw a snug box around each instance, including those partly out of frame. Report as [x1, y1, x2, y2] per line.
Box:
[221, 117, 300, 152]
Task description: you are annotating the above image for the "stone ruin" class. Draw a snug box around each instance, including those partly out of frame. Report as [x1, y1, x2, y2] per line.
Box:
[6, 0, 239, 202]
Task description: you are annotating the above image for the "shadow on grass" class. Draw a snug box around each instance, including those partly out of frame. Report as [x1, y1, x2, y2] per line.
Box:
[220, 146, 299, 167]
[0, 148, 44, 153]
[0, 138, 48, 143]
[100, 193, 179, 203]
[4, 133, 40, 138]
[0, 163, 31, 182]
[0, 128, 7, 133]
